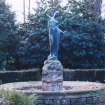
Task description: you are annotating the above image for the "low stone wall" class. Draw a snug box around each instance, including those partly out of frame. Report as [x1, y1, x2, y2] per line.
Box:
[64, 69, 105, 83]
[1, 69, 105, 84]
[0, 69, 41, 84]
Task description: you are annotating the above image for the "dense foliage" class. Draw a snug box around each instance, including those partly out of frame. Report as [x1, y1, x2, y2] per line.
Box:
[0, 0, 18, 70]
[61, 20, 105, 68]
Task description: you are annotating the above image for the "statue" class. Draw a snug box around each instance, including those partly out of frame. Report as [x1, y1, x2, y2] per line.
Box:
[42, 11, 64, 91]
[47, 11, 63, 60]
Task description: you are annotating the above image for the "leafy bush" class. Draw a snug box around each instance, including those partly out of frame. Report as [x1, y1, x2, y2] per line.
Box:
[0, 90, 35, 105]
[60, 20, 105, 68]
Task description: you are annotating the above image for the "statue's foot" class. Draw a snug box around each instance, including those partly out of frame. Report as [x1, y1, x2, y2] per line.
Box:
[47, 55, 57, 60]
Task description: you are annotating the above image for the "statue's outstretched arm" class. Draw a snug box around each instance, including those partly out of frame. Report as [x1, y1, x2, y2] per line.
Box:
[46, 14, 51, 19]
[53, 11, 59, 18]
[57, 28, 64, 34]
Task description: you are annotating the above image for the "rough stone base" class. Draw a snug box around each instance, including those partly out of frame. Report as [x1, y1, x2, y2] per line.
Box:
[42, 59, 63, 91]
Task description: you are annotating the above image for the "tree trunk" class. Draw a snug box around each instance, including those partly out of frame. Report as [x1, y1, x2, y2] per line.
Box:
[23, 0, 26, 23]
[28, 0, 31, 18]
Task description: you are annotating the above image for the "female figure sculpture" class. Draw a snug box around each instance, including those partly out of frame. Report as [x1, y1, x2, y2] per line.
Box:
[47, 11, 62, 60]
[42, 11, 64, 91]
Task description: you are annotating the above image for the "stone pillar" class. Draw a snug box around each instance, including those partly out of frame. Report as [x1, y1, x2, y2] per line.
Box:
[42, 59, 63, 91]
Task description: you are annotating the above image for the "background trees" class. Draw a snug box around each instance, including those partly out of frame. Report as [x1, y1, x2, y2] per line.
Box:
[0, 0, 17, 70]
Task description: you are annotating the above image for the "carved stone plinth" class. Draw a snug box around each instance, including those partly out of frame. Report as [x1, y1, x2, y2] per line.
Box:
[42, 59, 63, 91]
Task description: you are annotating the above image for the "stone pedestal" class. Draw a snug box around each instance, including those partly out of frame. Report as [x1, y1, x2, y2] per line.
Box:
[42, 59, 63, 91]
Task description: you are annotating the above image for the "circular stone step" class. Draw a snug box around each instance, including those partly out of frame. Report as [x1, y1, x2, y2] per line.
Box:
[0, 81, 105, 105]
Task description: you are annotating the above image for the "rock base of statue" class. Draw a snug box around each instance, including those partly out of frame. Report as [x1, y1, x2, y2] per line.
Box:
[42, 59, 63, 91]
